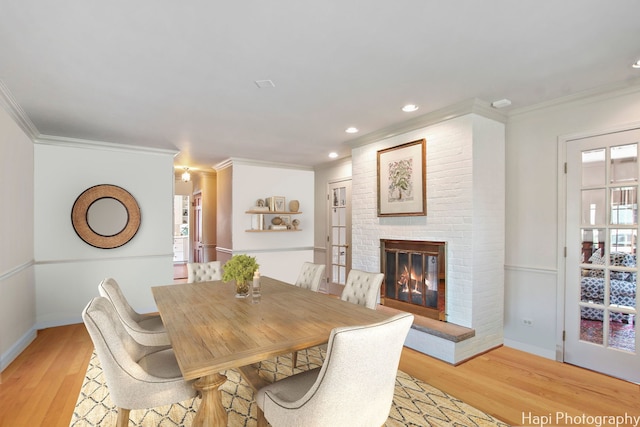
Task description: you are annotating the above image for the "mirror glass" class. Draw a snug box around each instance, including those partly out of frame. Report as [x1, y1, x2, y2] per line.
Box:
[87, 198, 128, 236]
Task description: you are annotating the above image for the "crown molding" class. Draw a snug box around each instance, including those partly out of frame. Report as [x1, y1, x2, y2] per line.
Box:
[34, 134, 178, 156]
[345, 98, 507, 150]
[213, 157, 314, 172]
[314, 155, 352, 171]
[0, 79, 40, 139]
[508, 77, 640, 119]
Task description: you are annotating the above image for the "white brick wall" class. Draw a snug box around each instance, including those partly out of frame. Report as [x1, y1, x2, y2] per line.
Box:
[351, 114, 505, 363]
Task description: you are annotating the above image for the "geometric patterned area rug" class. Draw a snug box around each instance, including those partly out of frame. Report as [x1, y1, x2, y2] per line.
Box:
[70, 348, 509, 427]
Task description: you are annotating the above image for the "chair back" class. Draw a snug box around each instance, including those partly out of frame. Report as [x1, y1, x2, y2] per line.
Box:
[294, 262, 325, 292]
[98, 277, 169, 346]
[340, 269, 384, 309]
[260, 313, 413, 426]
[99, 277, 142, 325]
[82, 297, 195, 410]
[187, 261, 222, 283]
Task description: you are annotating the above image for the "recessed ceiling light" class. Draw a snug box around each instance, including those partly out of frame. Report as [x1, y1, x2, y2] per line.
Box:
[632, 60, 640, 69]
[402, 104, 419, 112]
[254, 79, 275, 88]
[491, 99, 512, 109]
[345, 127, 359, 134]
[328, 152, 338, 158]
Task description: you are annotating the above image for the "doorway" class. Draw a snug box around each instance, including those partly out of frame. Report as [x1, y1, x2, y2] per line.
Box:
[326, 179, 351, 295]
[173, 195, 190, 280]
[193, 192, 204, 263]
[564, 127, 640, 382]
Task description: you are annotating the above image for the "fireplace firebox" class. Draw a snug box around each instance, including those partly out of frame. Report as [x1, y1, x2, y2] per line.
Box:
[380, 239, 446, 321]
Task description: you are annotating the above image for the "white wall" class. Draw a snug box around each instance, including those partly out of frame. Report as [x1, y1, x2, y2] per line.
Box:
[33, 140, 177, 328]
[231, 160, 315, 284]
[0, 104, 36, 371]
[505, 85, 640, 359]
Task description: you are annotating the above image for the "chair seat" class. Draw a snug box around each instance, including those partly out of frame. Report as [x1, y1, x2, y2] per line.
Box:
[257, 368, 320, 406]
[138, 315, 166, 333]
[138, 348, 183, 379]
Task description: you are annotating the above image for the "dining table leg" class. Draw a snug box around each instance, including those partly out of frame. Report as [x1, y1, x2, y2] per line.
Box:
[192, 373, 228, 427]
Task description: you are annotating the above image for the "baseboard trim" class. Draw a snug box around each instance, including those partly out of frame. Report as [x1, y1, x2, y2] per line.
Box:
[0, 327, 37, 374]
[503, 338, 556, 360]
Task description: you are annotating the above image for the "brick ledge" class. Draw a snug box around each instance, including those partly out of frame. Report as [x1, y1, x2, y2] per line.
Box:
[377, 305, 475, 343]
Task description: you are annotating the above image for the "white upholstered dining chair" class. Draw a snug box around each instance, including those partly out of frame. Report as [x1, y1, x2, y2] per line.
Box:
[82, 297, 197, 427]
[340, 269, 384, 309]
[187, 261, 222, 283]
[256, 312, 414, 427]
[294, 262, 325, 292]
[291, 262, 326, 368]
[98, 277, 170, 346]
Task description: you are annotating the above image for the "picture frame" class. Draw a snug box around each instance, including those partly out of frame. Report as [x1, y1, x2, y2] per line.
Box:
[279, 215, 291, 226]
[273, 196, 286, 212]
[377, 139, 426, 217]
[265, 197, 273, 211]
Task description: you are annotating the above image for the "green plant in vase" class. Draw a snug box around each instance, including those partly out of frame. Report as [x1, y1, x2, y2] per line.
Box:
[222, 254, 259, 297]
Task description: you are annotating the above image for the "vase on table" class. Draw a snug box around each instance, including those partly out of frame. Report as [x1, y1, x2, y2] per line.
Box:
[235, 280, 249, 298]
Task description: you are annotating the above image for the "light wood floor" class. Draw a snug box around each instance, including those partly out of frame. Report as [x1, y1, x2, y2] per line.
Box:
[1, 324, 639, 427]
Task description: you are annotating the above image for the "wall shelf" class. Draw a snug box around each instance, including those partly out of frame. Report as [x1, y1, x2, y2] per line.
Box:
[245, 210, 302, 232]
[245, 210, 302, 215]
[245, 229, 303, 232]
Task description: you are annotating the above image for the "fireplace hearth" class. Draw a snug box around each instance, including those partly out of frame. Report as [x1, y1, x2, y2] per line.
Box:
[380, 239, 446, 321]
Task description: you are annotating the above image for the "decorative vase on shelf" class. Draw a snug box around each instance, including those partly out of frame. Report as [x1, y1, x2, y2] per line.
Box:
[289, 200, 299, 212]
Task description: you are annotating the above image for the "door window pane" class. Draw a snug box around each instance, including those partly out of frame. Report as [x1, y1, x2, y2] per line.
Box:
[332, 228, 341, 246]
[581, 189, 606, 225]
[582, 148, 605, 186]
[608, 311, 635, 352]
[580, 308, 604, 345]
[610, 229, 637, 255]
[332, 246, 340, 264]
[581, 270, 604, 303]
[331, 207, 343, 226]
[610, 187, 637, 225]
[581, 228, 605, 263]
[610, 144, 638, 184]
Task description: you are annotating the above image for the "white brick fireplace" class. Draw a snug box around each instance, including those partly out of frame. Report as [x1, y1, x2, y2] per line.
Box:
[350, 102, 505, 364]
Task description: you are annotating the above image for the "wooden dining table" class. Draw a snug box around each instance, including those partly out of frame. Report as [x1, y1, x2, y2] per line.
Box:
[152, 276, 391, 427]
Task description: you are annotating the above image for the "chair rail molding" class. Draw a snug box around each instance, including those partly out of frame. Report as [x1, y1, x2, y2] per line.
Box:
[0, 259, 35, 281]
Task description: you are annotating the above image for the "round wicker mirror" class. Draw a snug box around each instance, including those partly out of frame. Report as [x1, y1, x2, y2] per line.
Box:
[71, 184, 141, 249]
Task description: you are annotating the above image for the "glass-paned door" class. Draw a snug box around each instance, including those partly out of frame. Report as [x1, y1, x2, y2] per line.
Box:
[327, 179, 351, 294]
[565, 128, 640, 382]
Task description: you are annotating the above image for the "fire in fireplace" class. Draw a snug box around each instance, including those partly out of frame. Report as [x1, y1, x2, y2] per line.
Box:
[380, 239, 446, 320]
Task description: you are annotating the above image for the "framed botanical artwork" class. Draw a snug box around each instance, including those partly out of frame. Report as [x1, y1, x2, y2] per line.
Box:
[377, 139, 426, 217]
[273, 196, 286, 212]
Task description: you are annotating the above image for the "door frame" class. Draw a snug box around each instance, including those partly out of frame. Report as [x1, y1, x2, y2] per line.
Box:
[556, 121, 640, 362]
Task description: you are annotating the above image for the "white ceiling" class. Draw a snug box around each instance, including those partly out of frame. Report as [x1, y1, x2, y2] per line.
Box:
[2, 1, 640, 170]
